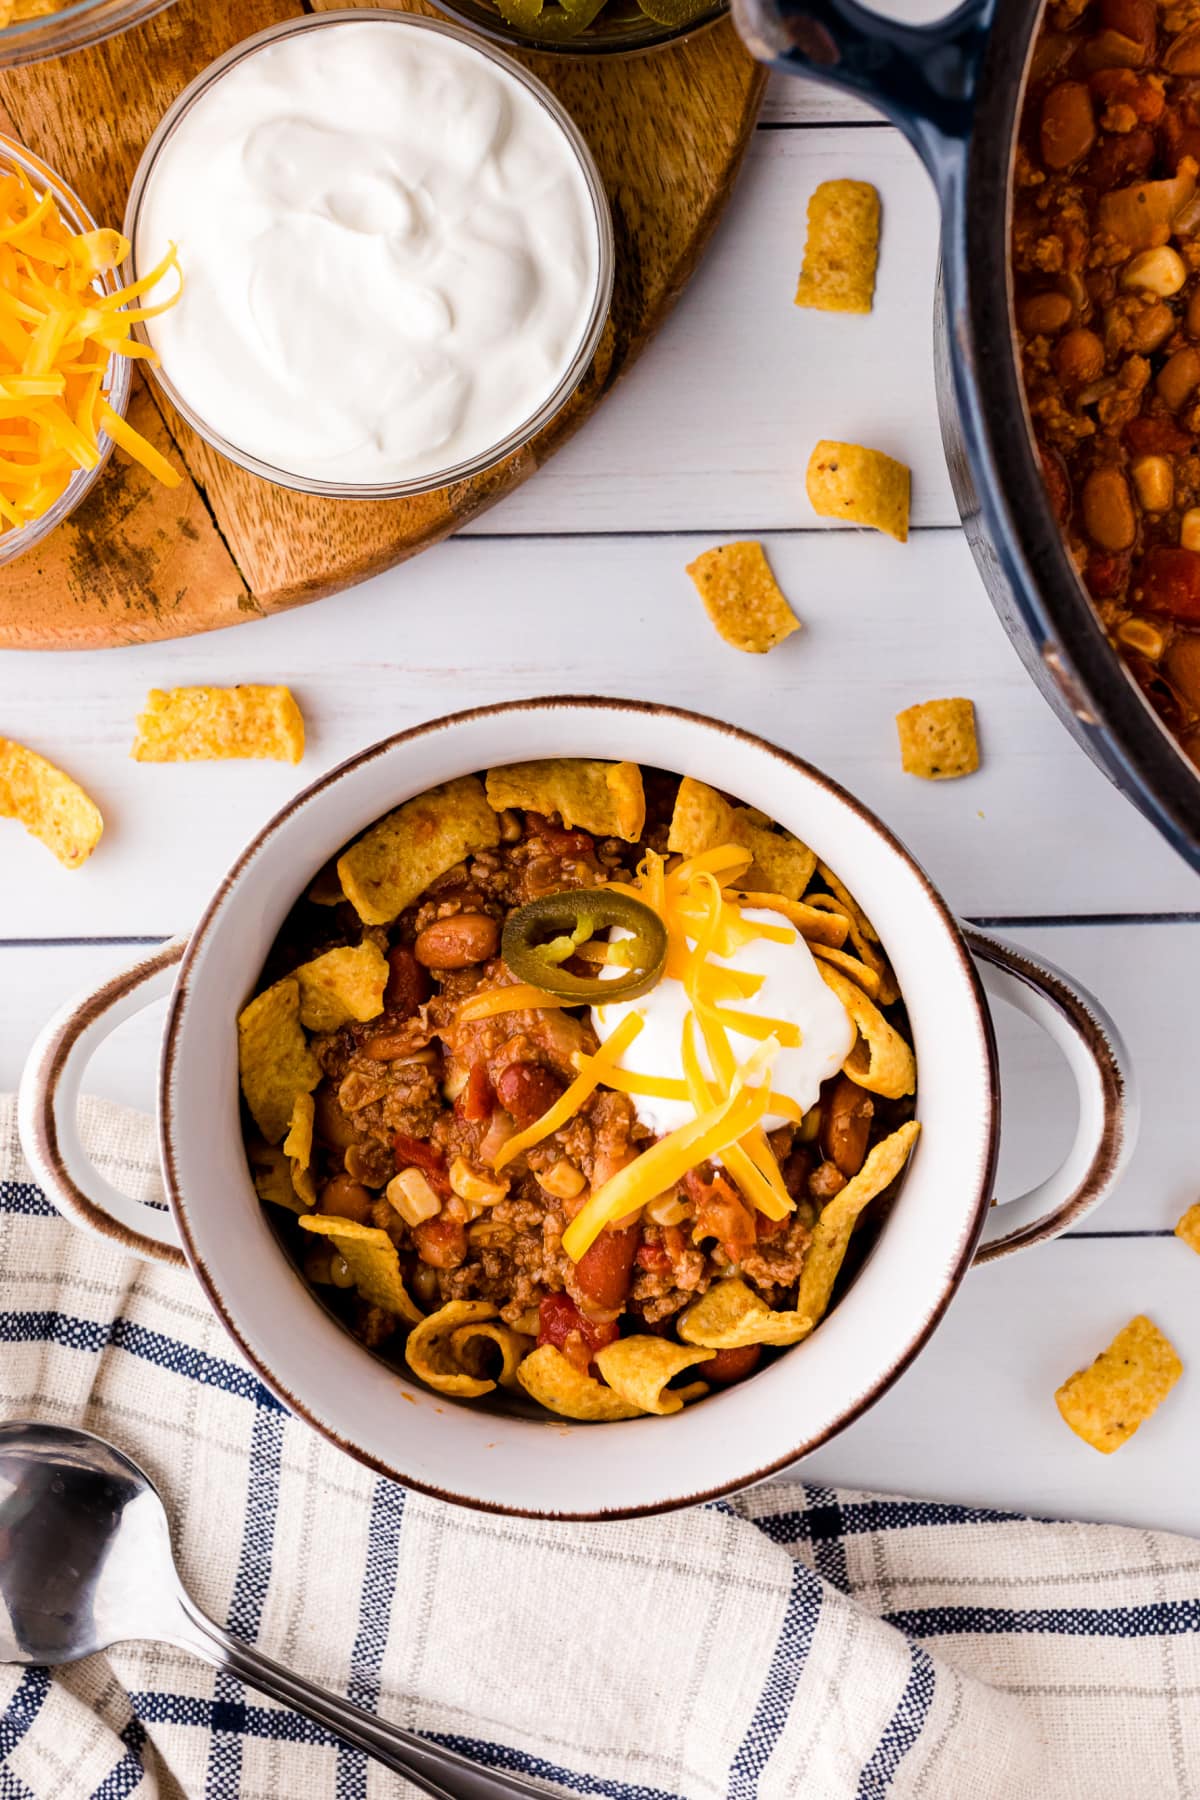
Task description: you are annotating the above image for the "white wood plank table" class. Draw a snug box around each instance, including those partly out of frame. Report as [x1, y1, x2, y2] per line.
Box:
[2, 65, 1199, 1536]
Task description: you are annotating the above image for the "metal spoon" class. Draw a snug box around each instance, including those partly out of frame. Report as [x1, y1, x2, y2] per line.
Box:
[0, 1420, 546, 1800]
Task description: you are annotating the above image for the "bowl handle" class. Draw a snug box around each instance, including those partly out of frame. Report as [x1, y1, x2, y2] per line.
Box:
[961, 925, 1137, 1262]
[17, 939, 188, 1267]
[731, 0, 995, 184]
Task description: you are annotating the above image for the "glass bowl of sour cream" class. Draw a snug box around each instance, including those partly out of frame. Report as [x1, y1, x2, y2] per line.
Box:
[122, 10, 614, 499]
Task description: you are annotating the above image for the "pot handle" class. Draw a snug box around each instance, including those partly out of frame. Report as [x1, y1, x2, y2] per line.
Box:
[962, 925, 1137, 1263]
[731, 0, 995, 181]
[17, 939, 188, 1268]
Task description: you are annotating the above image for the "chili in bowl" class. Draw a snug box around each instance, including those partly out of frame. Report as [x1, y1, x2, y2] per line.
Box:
[236, 761, 921, 1423]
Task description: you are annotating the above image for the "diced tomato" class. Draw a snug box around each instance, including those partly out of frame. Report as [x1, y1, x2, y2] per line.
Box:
[413, 1215, 467, 1269]
[1123, 415, 1194, 456]
[537, 1293, 619, 1373]
[702, 1345, 763, 1386]
[755, 1210, 789, 1241]
[1084, 549, 1131, 601]
[384, 945, 430, 1017]
[393, 1132, 452, 1195]
[1140, 547, 1200, 621]
[525, 810, 595, 856]
[635, 1243, 672, 1274]
[457, 1062, 494, 1123]
[573, 1223, 640, 1310]
[684, 1170, 756, 1261]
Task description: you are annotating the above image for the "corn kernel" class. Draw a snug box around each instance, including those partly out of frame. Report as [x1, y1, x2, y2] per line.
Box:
[645, 1191, 688, 1226]
[1131, 454, 1174, 513]
[536, 1158, 586, 1200]
[330, 1252, 356, 1289]
[387, 1167, 442, 1227]
[1120, 246, 1187, 297]
[1182, 508, 1200, 552]
[449, 1156, 508, 1206]
[799, 1108, 821, 1142]
[1117, 617, 1166, 659]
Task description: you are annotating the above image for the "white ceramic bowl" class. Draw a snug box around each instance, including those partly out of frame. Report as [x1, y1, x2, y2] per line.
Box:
[19, 698, 1134, 1518]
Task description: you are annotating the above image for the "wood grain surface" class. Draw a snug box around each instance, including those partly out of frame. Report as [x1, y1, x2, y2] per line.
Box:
[0, 0, 764, 648]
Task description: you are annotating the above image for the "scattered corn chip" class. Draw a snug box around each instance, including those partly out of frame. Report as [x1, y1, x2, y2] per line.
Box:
[405, 1300, 502, 1397]
[515, 1344, 644, 1421]
[686, 540, 801, 655]
[298, 1214, 422, 1326]
[485, 759, 645, 842]
[807, 440, 910, 542]
[293, 942, 389, 1034]
[817, 962, 915, 1098]
[1055, 1315, 1182, 1453]
[731, 891, 849, 949]
[593, 1337, 714, 1415]
[338, 776, 500, 926]
[796, 179, 880, 315]
[449, 1321, 533, 1389]
[797, 1120, 921, 1325]
[237, 978, 321, 1143]
[0, 737, 103, 869]
[896, 698, 980, 781]
[1176, 1202, 1200, 1254]
[132, 686, 304, 763]
[669, 777, 816, 899]
[678, 1276, 812, 1349]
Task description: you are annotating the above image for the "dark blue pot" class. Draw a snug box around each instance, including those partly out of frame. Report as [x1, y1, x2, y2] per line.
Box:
[734, 0, 1200, 873]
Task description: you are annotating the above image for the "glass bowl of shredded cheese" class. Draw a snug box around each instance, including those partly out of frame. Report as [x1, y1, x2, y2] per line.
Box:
[0, 134, 180, 565]
[0, 0, 176, 69]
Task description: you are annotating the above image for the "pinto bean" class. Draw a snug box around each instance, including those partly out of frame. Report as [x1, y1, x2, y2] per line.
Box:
[414, 912, 499, 969]
[413, 1214, 468, 1269]
[318, 1174, 373, 1225]
[1040, 82, 1097, 168]
[1054, 328, 1105, 387]
[1157, 347, 1200, 411]
[1164, 635, 1200, 708]
[819, 1075, 875, 1178]
[1081, 466, 1136, 550]
[1019, 291, 1073, 335]
[704, 1346, 763, 1386]
[572, 1224, 640, 1311]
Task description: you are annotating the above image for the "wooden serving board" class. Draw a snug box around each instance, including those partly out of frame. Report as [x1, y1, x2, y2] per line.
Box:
[0, 0, 764, 649]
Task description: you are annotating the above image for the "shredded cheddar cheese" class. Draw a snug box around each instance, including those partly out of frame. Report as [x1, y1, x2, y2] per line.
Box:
[458, 982, 569, 1022]
[0, 162, 182, 533]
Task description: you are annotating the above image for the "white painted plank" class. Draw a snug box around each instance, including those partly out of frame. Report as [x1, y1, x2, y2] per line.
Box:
[804, 1239, 1200, 1537]
[462, 126, 951, 534]
[0, 532, 1194, 939]
[1, 940, 1196, 1534]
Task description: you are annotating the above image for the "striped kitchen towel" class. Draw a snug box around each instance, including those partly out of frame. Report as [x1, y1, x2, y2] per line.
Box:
[2, 1095, 1199, 1800]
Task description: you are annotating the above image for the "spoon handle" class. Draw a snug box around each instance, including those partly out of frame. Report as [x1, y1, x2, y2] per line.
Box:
[170, 1595, 547, 1800]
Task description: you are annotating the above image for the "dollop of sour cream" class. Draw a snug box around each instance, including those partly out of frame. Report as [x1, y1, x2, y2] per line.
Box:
[591, 908, 855, 1137]
[134, 20, 601, 485]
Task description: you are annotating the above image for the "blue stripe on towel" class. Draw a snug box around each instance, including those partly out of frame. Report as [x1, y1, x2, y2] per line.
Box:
[727, 1559, 824, 1800]
[855, 1643, 937, 1798]
[88, 1719, 147, 1800]
[0, 1312, 284, 1413]
[336, 1477, 407, 1800]
[0, 1182, 55, 1219]
[0, 1668, 49, 1800]
[205, 1395, 285, 1800]
[889, 1600, 1200, 1639]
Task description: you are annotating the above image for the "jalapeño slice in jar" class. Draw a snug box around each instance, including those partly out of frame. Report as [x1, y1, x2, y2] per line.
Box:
[502, 890, 667, 1004]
